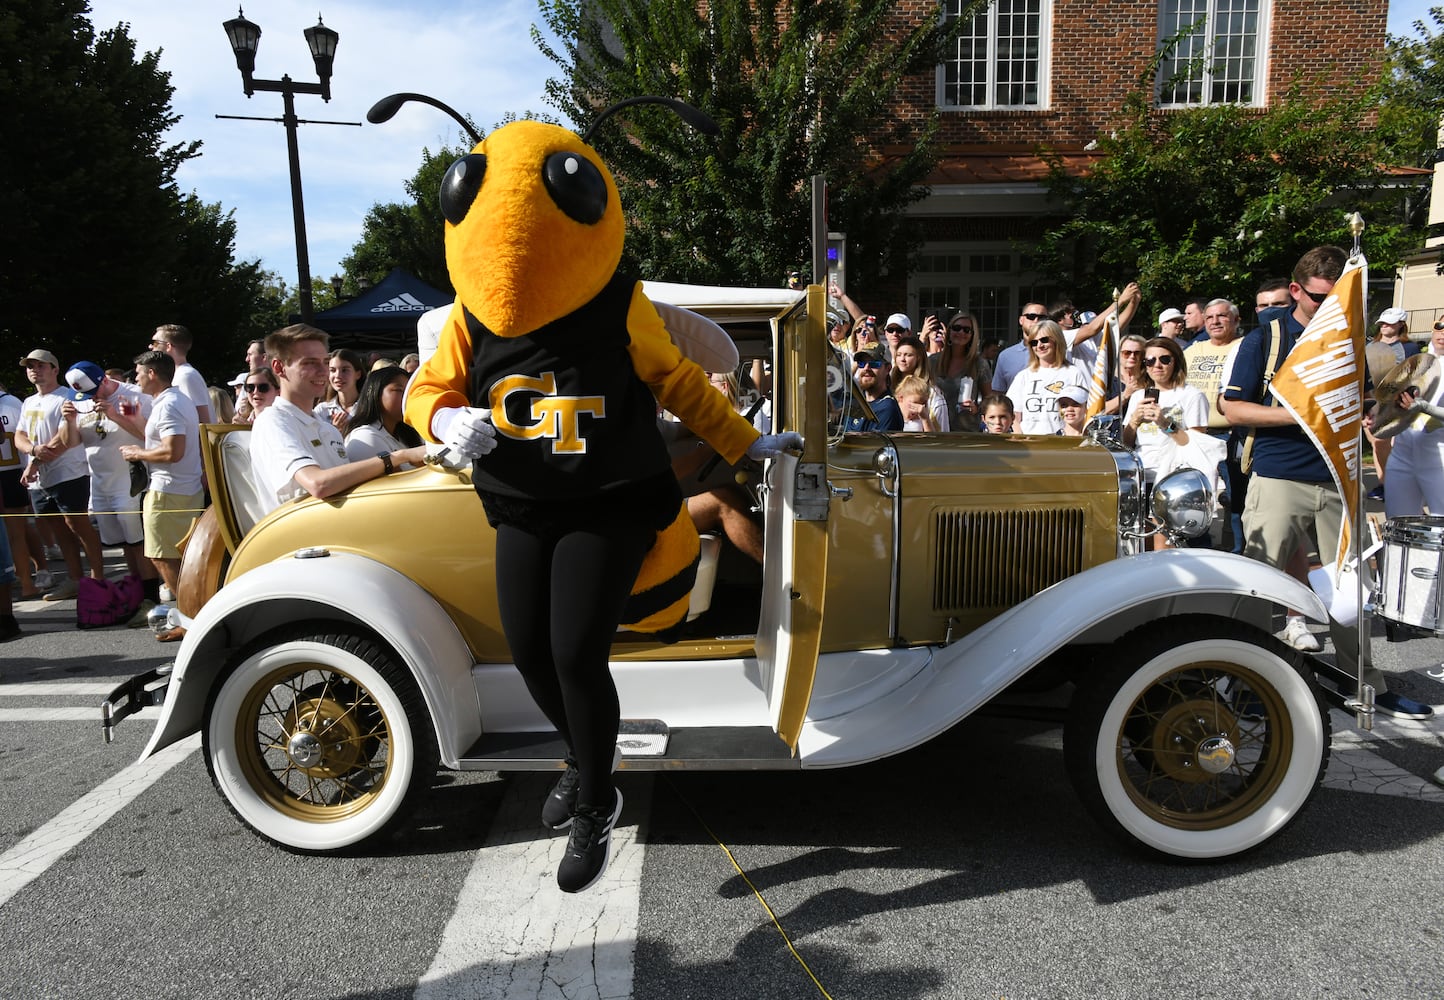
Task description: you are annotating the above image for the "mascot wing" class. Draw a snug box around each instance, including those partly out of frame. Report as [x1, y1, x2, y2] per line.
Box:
[651, 301, 738, 374]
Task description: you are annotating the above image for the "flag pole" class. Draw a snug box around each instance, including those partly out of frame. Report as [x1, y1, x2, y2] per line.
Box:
[1346, 211, 1373, 731]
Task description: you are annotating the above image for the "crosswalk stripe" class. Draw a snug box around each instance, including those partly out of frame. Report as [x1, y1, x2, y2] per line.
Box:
[0, 734, 200, 909]
[416, 774, 648, 1000]
[0, 708, 159, 722]
[0, 683, 123, 696]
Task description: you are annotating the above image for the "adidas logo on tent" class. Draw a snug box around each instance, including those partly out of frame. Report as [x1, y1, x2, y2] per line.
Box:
[370, 292, 429, 314]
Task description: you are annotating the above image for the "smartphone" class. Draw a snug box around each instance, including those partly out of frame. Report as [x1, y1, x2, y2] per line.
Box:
[1143, 387, 1160, 403]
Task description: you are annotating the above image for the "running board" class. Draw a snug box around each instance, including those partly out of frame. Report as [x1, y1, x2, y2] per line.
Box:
[454, 720, 799, 771]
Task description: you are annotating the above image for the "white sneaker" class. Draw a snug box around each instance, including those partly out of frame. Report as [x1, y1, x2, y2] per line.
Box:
[158, 584, 174, 603]
[1281, 616, 1322, 652]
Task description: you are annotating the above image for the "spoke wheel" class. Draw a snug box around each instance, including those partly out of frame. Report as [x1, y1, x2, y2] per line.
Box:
[204, 626, 438, 853]
[1065, 616, 1329, 861]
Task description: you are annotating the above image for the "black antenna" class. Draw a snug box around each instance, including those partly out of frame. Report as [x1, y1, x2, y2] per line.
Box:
[582, 96, 718, 143]
[367, 92, 481, 144]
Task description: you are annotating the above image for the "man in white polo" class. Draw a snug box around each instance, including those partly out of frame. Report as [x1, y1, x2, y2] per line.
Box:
[249, 324, 427, 517]
[118, 350, 203, 636]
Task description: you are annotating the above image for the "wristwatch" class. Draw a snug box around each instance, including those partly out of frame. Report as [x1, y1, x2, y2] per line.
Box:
[378, 451, 394, 475]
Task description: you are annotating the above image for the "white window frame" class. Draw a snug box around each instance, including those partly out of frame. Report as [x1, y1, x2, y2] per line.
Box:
[1155, 0, 1271, 108]
[937, 0, 1053, 111]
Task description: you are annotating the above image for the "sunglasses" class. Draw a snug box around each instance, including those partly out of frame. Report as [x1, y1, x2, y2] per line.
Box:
[1299, 288, 1330, 304]
[1120, 349, 1142, 357]
[857, 359, 884, 369]
[243, 383, 274, 393]
[884, 325, 906, 334]
[1143, 356, 1175, 367]
[950, 324, 973, 333]
[1022, 312, 1048, 321]
[1027, 338, 1056, 347]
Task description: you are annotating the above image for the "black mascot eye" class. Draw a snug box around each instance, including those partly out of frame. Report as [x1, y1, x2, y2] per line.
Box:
[542, 151, 607, 225]
[440, 153, 487, 226]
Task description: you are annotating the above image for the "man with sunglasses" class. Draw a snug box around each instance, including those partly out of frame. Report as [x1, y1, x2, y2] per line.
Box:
[1222, 246, 1432, 719]
[844, 349, 903, 432]
[991, 301, 1051, 396]
[58, 362, 157, 606]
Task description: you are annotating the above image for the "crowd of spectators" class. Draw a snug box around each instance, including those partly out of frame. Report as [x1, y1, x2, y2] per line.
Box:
[0, 324, 426, 643]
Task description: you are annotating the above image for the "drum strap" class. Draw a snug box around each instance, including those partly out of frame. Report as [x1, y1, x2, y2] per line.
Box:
[1239, 318, 1286, 475]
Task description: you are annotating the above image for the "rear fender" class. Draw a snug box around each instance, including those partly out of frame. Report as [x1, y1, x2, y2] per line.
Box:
[798, 549, 1326, 766]
[138, 551, 480, 767]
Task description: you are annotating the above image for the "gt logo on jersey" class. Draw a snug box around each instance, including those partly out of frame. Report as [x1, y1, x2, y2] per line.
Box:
[489, 372, 605, 454]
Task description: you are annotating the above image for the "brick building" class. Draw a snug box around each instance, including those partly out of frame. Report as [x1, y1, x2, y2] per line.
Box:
[856, 0, 1390, 339]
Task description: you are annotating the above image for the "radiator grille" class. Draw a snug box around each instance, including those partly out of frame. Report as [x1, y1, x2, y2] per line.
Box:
[933, 507, 1086, 611]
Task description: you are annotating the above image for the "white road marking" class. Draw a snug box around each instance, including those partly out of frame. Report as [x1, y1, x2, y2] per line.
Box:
[417, 775, 648, 1000]
[0, 683, 126, 696]
[0, 708, 159, 722]
[0, 734, 199, 909]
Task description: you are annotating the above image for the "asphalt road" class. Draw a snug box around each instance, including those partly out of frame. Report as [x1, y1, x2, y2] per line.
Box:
[2, 565, 1442, 1000]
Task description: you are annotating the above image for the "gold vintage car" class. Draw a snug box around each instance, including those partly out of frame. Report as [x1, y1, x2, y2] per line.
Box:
[104, 283, 1339, 861]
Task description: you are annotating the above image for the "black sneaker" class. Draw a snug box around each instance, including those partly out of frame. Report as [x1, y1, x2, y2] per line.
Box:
[557, 788, 623, 894]
[0, 615, 19, 643]
[1375, 692, 1434, 720]
[542, 747, 622, 830]
[541, 760, 581, 830]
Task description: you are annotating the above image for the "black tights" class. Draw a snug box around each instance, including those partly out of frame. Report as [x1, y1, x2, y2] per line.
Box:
[494, 520, 653, 807]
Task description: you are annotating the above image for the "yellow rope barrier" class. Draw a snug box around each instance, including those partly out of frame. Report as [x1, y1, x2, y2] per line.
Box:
[665, 776, 835, 1000]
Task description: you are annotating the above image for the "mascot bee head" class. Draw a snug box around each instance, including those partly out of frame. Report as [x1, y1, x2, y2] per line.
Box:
[367, 94, 716, 338]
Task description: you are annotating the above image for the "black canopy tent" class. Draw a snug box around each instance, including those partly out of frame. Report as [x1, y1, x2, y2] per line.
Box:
[309, 267, 452, 355]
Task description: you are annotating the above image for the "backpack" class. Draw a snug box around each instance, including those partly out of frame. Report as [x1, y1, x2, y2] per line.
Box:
[76, 574, 143, 629]
[1238, 318, 1287, 476]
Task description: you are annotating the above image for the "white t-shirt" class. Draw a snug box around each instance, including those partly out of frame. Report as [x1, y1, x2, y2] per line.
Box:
[1006, 365, 1091, 435]
[1123, 384, 1211, 477]
[75, 383, 152, 497]
[173, 363, 210, 420]
[20, 386, 88, 487]
[250, 396, 349, 515]
[345, 422, 413, 466]
[143, 386, 203, 495]
[1064, 326, 1099, 380]
[0, 390, 22, 473]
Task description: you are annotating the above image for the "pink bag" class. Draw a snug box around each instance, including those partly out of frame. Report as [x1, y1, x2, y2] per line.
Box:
[77, 575, 143, 629]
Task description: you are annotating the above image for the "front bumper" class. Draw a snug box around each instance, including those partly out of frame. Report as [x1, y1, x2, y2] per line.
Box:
[102, 664, 173, 743]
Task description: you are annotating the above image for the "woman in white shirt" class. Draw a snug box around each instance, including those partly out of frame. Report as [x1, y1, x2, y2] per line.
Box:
[344, 366, 423, 466]
[1006, 320, 1089, 434]
[889, 336, 949, 431]
[1382, 323, 1444, 519]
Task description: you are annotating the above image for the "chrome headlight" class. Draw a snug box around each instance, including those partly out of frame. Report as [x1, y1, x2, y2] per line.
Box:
[1151, 468, 1214, 541]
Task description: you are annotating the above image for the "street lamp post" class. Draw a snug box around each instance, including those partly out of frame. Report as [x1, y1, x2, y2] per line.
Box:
[221, 8, 340, 323]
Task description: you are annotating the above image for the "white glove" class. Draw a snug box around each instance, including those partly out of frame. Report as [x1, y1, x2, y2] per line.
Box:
[746, 432, 803, 461]
[437, 406, 498, 463]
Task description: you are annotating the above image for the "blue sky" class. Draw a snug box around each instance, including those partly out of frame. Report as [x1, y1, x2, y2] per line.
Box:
[87, 0, 559, 285]
[87, 1, 1439, 286]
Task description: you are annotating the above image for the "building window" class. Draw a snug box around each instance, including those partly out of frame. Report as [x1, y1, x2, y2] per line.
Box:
[1156, 0, 1267, 107]
[939, 0, 1051, 110]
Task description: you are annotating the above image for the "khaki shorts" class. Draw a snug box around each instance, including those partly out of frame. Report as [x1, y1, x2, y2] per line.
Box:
[1241, 475, 1341, 570]
[143, 489, 204, 560]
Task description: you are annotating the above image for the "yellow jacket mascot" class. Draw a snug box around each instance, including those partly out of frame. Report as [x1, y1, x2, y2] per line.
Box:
[371, 92, 799, 893]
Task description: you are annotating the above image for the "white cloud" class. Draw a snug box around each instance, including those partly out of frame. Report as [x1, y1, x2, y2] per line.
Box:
[87, 0, 561, 278]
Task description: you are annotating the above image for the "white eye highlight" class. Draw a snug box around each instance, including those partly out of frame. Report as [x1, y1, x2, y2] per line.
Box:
[565, 156, 579, 175]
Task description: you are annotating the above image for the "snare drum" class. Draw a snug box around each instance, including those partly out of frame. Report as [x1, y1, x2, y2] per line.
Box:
[1375, 516, 1444, 635]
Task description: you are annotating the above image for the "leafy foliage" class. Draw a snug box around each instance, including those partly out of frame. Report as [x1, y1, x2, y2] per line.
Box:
[0, 0, 264, 377]
[1035, 74, 1423, 318]
[533, 0, 969, 289]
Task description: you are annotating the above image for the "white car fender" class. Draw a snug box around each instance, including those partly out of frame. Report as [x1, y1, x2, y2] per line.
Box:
[137, 551, 480, 767]
[798, 548, 1327, 766]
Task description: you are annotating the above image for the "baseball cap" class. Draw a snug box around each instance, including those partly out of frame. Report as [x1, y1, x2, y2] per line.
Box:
[1378, 306, 1407, 325]
[21, 349, 58, 368]
[884, 313, 912, 331]
[228, 371, 249, 387]
[66, 361, 106, 400]
[1076, 310, 1097, 325]
[1057, 385, 1089, 406]
[854, 349, 884, 366]
[1157, 308, 1184, 326]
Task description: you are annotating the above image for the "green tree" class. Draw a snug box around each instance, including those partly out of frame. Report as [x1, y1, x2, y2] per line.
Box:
[534, 0, 969, 289]
[0, 1, 262, 376]
[1034, 81, 1422, 318]
[340, 145, 463, 295]
[1378, 7, 1444, 171]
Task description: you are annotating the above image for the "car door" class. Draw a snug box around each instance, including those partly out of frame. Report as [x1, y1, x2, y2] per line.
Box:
[753, 285, 829, 750]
